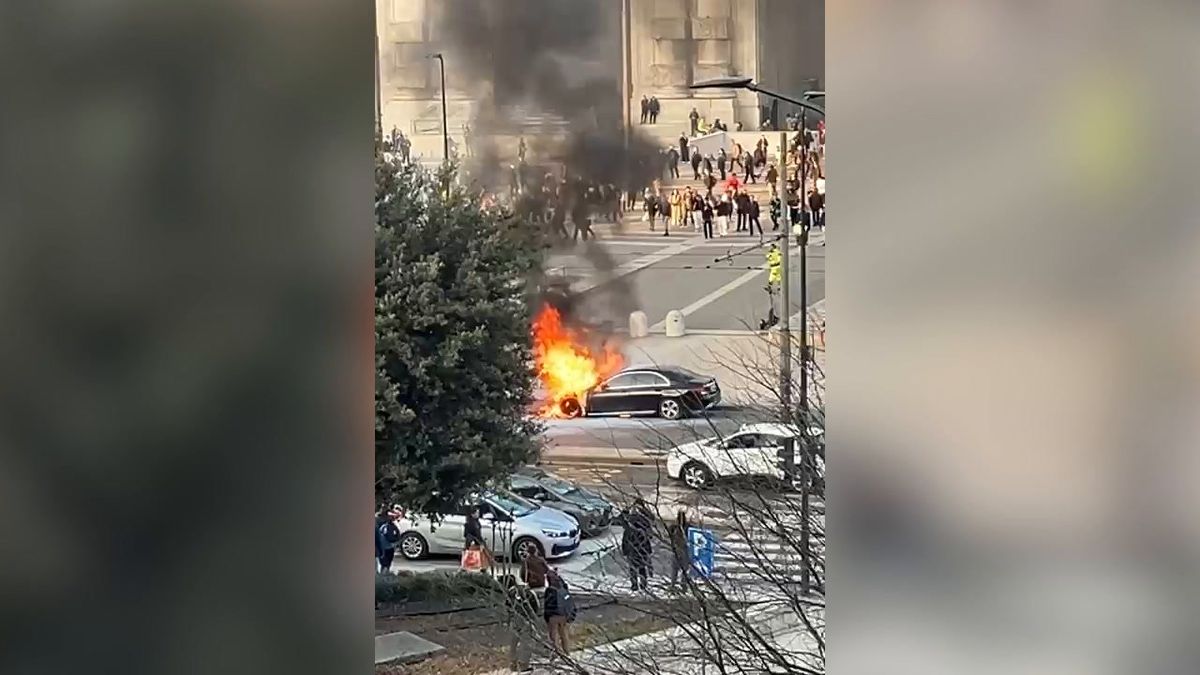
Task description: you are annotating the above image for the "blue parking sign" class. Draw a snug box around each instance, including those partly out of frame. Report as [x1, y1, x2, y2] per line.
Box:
[688, 526, 715, 579]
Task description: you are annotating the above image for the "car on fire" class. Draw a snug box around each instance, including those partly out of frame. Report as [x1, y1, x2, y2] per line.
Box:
[556, 366, 721, 420]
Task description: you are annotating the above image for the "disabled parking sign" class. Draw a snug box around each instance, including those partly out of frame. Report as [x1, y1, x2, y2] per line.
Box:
[688, 526, 716, 579]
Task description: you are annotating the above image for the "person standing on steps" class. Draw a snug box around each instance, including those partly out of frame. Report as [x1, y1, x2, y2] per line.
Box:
[679, 133, 690, 163]
[690, 149, 702, 180]
[649, 96, 661, 124]
[640, 95, 649, 124]
[689, 106, 700, 135]
[666, 146, 680, 179]
[717, 149, 727, 181]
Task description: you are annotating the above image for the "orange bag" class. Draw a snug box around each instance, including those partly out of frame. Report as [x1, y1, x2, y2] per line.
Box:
[461, 546, 484, 572]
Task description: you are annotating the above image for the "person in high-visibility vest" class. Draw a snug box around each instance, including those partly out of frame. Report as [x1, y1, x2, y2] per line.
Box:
[761, 243, 783, 330]
[766, 243, 783, 286]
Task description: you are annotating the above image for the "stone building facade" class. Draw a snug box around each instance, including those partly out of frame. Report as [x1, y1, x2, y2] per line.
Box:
[375, 0, 822, 161]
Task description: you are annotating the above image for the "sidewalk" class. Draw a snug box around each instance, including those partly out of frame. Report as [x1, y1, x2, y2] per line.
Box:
[479, 600, 821, 675]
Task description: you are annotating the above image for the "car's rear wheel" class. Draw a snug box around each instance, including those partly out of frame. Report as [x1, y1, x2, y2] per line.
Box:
[559, 397, 583, 418]
[658, 397, 684, 420]
[398, 532, 428, 560]
[512, 536, 544, 561]
[681, 462, 714, 490]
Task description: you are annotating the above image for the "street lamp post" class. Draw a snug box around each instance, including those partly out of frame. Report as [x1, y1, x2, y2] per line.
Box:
[691, 77, 824, 596]
[427, 53, 450, 166]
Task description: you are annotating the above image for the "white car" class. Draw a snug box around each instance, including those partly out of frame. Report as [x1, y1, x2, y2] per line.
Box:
[666, 423, 825, 490]
[394, 490, 581, 562]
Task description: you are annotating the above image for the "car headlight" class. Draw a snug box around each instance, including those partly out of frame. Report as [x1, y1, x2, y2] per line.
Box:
[541, 529, 570, 538]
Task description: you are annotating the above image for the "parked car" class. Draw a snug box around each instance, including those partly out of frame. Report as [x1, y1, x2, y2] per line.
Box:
[394, 490, 581, 562]
[509, 466, 616, 537]
[665, 423, 825, 491]
[558, 366, 721, 420]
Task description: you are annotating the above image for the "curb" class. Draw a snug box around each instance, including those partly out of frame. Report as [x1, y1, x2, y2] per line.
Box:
[537, 455, 666, 469]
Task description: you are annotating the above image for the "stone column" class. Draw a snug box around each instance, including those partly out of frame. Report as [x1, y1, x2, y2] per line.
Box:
[646, 0, 691, 96]
[690, 0, 734, 95]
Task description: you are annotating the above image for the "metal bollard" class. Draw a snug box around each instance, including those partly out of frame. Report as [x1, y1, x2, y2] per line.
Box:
[629, 311, 648, 338]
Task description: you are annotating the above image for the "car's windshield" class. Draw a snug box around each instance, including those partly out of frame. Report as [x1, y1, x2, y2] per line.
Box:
[540, 474, 580, 497]
[486, 490, 539, 517]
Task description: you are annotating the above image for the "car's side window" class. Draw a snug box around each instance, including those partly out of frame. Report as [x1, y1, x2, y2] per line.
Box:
[725, 434, 758, 449]
[605, 374, 637, 389]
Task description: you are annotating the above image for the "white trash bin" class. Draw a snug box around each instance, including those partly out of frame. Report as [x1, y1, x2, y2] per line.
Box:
[664, 310, 686, 337]
[628, 311, 649, 339]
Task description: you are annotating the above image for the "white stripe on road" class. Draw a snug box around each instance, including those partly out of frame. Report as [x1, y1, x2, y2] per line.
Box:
[648, 265, 768, 331]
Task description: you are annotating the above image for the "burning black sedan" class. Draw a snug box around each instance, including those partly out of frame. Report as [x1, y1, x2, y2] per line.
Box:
[557, 366, 721, 420]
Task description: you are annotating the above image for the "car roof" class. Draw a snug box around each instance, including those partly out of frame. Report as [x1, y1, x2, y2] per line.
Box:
[736, 423, 823, 437]
[616, 366, 706, 379]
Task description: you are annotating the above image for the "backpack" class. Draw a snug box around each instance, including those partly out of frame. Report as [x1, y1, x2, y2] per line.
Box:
[558, 582, 578, 623]
[380, 521, 400, 546]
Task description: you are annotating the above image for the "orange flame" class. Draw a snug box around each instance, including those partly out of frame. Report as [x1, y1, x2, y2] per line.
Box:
[532, 305, 624, 418]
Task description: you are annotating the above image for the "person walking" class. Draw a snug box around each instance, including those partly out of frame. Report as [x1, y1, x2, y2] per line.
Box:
[668, 510, 692, 590]
[690, 150, 702, 180]
[376, 506, 399, 574]
[700, 197, 715, 239]
[809, 185, 825, 229]
[543, 570, 577, 655]
[646, 190, 659, 232]
[666, 146, 680, 179]
[667, 189, 682, 236]
[743, 150, 756, 183]
[463, 504, 494, 570]
[690, 189, 704, 232]
[717, 149, 727, 181]
[640, 95, 649, 124]
[679, 133, 690, 163]
[689, 106, 700, 135]
[765, 163, 779, 187]
[770, 193, 782, 231]
[621, 500, 654, 592]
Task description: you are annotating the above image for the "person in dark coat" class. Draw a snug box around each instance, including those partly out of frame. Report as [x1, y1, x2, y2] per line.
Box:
[679, 133, 690, 163]
[668, 510, 692, 589]
[743, 151, 756, 183]
[749, 198, 763, 237]
[700, 197, 715, 239]
[765, 163, 779, 187]
[703, 154, 714, 176]
[649, 96, 661, 123]
[717, 150, 727, 181]
[735, 190, 751, 232]
[621, 500, 655, 592]
[666, 147, 680, 179]
[690, 150, 702, 180]
[809, 188, 825, 229]
[640, 95, 649, 124]
[689, 107, 700, 135]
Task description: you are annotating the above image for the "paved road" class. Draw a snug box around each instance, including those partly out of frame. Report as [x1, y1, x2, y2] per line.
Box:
[540, 405, 770, 450]
[543, 217, 825, 333]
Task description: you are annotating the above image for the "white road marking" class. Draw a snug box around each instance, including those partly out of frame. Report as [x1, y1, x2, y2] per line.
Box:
[648, 265, 768, 331]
